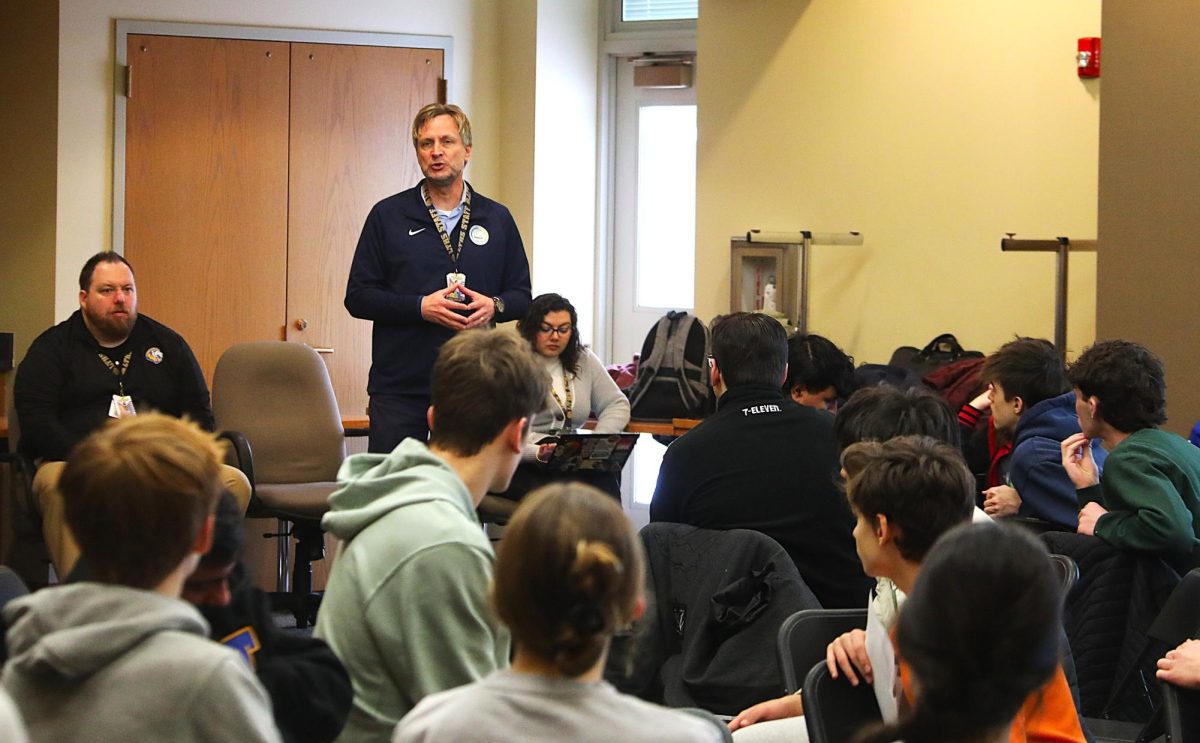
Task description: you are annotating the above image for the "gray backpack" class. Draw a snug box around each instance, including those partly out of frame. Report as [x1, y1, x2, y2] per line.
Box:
[627, 311, 711, 421]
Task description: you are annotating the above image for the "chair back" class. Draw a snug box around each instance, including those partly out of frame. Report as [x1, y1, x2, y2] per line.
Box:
[803, 661, 883, 743]
[607, 522, 820, 714]
[0, 566, 29, 610]
[777, 608, 868, 694]
[1162, 681, 1200, 743]
[1049, 553, 1080, 601]
[212, 342, 345, 485]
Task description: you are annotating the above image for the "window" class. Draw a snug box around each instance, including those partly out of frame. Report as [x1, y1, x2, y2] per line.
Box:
[623, 0, 698, 22]
[635, 104, 696, 309]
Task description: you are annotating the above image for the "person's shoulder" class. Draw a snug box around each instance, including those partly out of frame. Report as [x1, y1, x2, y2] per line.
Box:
[133, 313, 185, 343]
[596, 687, 728, 742]
[467, 186, 516, 221]
[24, 312, 78, 352]
[368, 186, 424, 218]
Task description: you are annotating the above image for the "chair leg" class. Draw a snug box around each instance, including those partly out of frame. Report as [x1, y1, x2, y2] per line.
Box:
[274, 518, 292, 593]
[291, 521, 325, 629]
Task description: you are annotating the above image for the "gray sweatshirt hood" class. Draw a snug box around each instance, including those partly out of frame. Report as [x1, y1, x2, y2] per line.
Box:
[2, 583, 208, 682]
[322, 438, 477, 541]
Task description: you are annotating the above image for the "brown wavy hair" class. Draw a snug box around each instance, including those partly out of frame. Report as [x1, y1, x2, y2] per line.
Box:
[492, 483, 643, 677]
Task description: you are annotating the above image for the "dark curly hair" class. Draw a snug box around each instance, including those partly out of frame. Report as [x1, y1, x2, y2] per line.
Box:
[1067, 340, 1166, 432]
[834, 385, 960, 452]
[979, 337, 1068, 410]
[518, 293, 582, 375]
[783, 333, 857, 400]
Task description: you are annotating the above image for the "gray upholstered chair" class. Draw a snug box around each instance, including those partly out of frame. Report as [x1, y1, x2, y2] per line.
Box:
[212, 341, 345, 628]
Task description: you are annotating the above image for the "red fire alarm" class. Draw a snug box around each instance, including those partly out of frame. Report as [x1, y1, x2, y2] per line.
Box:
[1077, 37, 1101, 78]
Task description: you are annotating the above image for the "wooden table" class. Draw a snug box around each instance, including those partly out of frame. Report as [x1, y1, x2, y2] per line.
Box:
[340, 416, 701, 438]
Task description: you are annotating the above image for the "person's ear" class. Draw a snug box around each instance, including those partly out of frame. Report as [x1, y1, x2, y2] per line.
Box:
[1012, 395, 1024, 415]
[78, 289, 88, 307]
[875, 514, 893, 545]
[631, 595, 646, 622]
[780, 362, 789, 388]
[503, 416, 527, 453]
[709, 359, 723, 387]
[426, 406, 435, 431]
[193, 514, 216, 556]
[1087, 396, 1100, 420]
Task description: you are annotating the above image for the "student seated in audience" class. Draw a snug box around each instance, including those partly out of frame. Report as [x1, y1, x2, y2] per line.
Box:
[183, 493, 352, 743]
[315, 330, 548, 742]
[0, 414, 280, 742]
[833, 384, 991, 524]
[855, 523, 1067, 743]
[782, 333, 856, 412]
[729, 437, 1084, 743]
[972, 337, 1105, 528]
[1158, 638, 1200, 689]
[1061, 340, 1200, 572]
[495, 292, 631, 501]
[394, 483, 728, 743]
[60, 491, 353, 743]
[650, 312, 870, 609]
[13, 250, 250, 577]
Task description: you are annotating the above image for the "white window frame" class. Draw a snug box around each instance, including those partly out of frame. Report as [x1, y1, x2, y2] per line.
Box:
[604, 0, 696, 43]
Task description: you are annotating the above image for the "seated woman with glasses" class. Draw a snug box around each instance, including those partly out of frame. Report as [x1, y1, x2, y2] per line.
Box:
[495, 293, 630, 501]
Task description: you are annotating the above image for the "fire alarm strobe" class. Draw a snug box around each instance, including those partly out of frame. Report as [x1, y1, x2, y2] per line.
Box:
[1078, 37, 1101, 78]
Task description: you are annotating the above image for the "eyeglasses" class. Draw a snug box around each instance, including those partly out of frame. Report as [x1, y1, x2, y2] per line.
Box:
[539, 323, 573, 337]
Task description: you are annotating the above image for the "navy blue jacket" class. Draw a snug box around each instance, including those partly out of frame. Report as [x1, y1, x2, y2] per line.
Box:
[344, 182, 532, 397]
[1010, 391, 1107, 528]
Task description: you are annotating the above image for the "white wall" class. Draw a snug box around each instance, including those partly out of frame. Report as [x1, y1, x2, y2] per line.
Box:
[55, 0, 502, 319]
[530, 0, 602, 339]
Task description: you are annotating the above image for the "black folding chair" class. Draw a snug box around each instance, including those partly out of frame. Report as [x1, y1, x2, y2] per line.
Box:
[802, 661, 882, 743]
[776, 608, 867, 694]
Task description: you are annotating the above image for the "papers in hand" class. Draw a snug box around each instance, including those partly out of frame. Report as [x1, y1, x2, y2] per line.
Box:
[865, 591, 899, 723]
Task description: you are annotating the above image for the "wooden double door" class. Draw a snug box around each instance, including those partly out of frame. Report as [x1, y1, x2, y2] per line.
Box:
[123, 34, 443, 417]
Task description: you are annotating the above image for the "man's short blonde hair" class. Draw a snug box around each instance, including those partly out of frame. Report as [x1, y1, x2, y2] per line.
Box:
[411, 103, 472, 148]
[60, 414, 225, 589]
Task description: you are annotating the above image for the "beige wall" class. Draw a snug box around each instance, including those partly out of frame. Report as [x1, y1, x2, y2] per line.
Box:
[53, 0, 504, 322]
[0, 0, 58, 372]
[1097, 1, 1200, 435]
[696, 0, 1101, 365]
[498, 0, 538, 256]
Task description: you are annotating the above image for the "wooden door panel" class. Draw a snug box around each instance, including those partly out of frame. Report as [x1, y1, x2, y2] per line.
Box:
[286, 43, 443, 417]
[124, 35, 290, 383]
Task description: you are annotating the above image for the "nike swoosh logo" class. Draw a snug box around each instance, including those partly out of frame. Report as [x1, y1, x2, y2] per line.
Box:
[409, 228, 426, 236]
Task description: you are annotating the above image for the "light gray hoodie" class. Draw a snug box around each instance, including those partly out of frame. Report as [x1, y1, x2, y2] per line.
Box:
[315, 439, 509, 743]
[1, 582, 280, 742]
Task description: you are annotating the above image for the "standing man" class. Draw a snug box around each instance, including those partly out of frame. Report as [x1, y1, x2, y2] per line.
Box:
[14, 251, 250, 578]
[1061, 340, 1200, 573]
[345, 103, 532, 453]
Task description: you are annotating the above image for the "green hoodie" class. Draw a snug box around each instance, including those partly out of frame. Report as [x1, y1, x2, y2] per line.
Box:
[314, 439, 509, 743]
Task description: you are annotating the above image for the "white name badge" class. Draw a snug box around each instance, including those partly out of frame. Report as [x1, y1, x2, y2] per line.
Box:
[109, 395, 137, 419]
[469, 225, 489, 245]
[446, 272, 467, 302]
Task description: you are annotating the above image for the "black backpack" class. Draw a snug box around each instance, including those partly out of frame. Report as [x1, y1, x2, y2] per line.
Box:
[627, 311, 711, 421]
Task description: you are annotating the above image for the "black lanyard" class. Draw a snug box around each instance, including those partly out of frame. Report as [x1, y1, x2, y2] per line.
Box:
[98, 351, 133, 396]
[420, 182, 473, 270]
